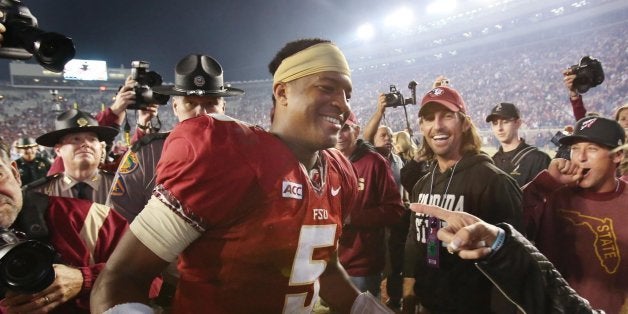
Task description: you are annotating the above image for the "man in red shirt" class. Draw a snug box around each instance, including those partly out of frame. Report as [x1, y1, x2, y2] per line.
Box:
[336, 112, 404, 297]
[91, 39, 393, 313]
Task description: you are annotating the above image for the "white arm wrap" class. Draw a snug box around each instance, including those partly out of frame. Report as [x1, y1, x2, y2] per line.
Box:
[103, 302, 154, 314]
[350, 292, 394, 314]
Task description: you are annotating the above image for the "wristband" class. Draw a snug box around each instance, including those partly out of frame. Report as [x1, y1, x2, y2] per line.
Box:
[103, 302, 153, 314]
[350, 291, 394, 314]
[490, 227, 506, 253]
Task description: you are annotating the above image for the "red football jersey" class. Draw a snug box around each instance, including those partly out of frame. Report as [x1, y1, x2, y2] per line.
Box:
[156, 114, 358, 313]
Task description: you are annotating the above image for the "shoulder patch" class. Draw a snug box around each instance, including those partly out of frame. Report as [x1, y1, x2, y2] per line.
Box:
[110, 176, 127, 197]
[131, 132, 170, 152]
[119, 151, 139, 174]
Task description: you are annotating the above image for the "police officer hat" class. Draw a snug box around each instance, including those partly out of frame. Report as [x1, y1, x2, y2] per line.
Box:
[152, 54, 244, 97]
[36, 109, 119, 147]
[15, 137, 38, 149]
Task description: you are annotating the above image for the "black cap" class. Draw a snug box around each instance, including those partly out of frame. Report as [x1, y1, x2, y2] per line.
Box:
[153, 54, 244, 97]
[485, 103, 520, 122]
[559, 116, 625, 149]
[36, 109, 119, 147]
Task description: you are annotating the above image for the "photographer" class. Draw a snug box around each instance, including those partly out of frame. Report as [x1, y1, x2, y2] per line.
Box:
[0, 137, 141, 313]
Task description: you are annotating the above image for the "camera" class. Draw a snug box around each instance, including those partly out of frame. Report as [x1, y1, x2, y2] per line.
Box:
[0, 0, 75, 72]
[550, 130, 571, 160]
[0, 229, 56, 293]
[129, 61, 170, 110]
[569, 56, 604, 94]
[384, 81, 418, 108]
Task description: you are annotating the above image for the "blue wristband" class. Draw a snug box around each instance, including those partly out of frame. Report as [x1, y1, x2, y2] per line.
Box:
[490, 228, 506, 253]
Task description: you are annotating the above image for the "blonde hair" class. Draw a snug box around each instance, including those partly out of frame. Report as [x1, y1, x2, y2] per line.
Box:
[393, 131, 417, 161]
[417, 112, 482, 161]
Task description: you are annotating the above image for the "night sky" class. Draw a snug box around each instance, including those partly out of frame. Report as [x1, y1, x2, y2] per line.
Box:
[0, 0, 397, 82]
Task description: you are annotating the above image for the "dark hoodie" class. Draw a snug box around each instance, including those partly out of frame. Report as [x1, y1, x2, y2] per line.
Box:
[404, 152, 522, 313]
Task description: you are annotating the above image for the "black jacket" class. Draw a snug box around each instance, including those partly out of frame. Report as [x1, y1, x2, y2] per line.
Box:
[404, 152, 522, 313]
[492, 140, 551, 187]
[476, 223, 604, 314]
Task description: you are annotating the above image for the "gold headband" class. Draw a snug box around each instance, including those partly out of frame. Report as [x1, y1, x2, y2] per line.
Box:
[273, 43, 351, 84]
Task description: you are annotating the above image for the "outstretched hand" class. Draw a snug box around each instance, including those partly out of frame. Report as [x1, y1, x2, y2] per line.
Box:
[409, 203, 501, 259]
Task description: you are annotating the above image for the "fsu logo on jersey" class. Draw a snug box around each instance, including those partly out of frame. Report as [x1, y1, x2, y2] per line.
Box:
[282, 180, 303, 200]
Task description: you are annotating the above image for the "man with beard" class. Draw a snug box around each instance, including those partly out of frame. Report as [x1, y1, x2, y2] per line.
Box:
[402, 86, 522, 313]
[25, 109, 118, 204]
[523, 116, 628, 314]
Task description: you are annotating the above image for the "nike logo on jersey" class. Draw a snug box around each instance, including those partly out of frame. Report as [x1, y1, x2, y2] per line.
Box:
[282, 180, 303, 200]
[331, 186, 341, 196]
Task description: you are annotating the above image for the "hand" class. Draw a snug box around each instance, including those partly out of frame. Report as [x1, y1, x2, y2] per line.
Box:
[562, 69, 579, 98]
[0, 13, 5, 46]
[409, 203, 500, 259]
[137, 104, 159, 126]
[0, 264, 83, 313]
[110, 76, 138, 116]
[376, 93, 387, 114]
[432, 75, 449, 88]
[547, 158, 582, 186]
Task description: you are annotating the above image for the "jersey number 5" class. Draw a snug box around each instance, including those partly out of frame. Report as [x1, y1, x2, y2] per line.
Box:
[283, 224, 336, 314]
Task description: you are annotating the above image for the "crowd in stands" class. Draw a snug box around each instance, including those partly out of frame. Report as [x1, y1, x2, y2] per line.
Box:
[1, 18, 626, 154]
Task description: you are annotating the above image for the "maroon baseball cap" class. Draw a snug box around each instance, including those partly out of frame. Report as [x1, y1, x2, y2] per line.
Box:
[419, 86, 467, 117]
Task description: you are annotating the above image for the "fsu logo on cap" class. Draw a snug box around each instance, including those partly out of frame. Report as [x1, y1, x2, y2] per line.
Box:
[430, 88, 444, 96]
[581, 118, 597, 130]
[193, 75, 205, 87]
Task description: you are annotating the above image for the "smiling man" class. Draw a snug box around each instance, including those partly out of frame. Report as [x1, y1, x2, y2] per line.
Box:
[25, 109, 118, 204]
[402, 86, 522, 313]
[523, 115, 628, 314]
[486, 102, 550, 187]
[91, 39, 393, 314]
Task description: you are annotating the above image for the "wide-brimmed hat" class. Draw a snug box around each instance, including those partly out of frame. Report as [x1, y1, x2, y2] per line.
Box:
[559, 116, 625, 149]
[153, 54, 244, 97]
[36, 109, 119, 147]
[15, 137, 38, 149]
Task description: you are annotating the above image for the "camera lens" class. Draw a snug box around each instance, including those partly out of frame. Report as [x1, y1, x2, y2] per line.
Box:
[0, 241, 55, 293]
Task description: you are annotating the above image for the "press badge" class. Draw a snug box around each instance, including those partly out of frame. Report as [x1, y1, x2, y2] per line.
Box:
[426, 216, 440, 268]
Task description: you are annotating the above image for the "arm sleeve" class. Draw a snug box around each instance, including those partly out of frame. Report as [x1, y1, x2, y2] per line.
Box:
[349, 156, 404, 227]
[521, 171, 562, 241]
[570, 95, 586, 121]
[480, 173, 523, 232]
[96, 108, 121, 129]
[402, 211, 419, 278]
[477, 223, 601, 314]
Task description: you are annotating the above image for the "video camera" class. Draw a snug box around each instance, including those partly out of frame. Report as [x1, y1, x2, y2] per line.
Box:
[129, 61, 170, 110]
[0, 0, 75, 72]
[384, 81, 418, 108]
[0, 229, 56, 294]
[569, 56, 604, 94]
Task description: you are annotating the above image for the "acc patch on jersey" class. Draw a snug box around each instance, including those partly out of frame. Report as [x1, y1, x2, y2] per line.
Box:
[110, 177, 126, 197]
[119, 151, 139, 174]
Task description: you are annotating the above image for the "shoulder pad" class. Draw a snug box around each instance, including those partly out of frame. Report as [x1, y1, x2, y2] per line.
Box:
[22, 173, 61, 191]
[131, 132, 170, 152]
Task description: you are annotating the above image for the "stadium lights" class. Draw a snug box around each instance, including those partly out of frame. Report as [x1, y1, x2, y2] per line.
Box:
[426, 0, 458, 15]
[356, 23, 376, 42]
[384, 6, 415, 29]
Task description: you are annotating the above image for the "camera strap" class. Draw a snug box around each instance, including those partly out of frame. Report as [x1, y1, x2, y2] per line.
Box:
[14, 191, 50, 241]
